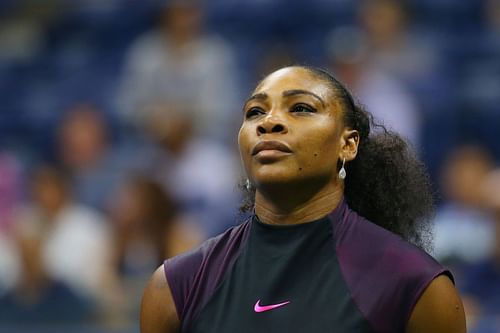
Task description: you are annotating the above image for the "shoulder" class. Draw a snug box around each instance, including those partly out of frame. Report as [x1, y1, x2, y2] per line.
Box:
[164, 220, 252, 327]
[141, 265, 179, 333]
[406, 275, 466, 333]
[331, 204, 453, 332]
[334, 204, 450, 282]
[164, 220, 250, 284]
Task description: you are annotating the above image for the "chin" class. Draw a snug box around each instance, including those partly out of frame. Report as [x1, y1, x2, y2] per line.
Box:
[253, 165, 335, 192]
[252, 170, 314, 190]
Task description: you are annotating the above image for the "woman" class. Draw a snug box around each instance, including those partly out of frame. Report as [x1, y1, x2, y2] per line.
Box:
[111, 176, 203, 275]
[141, 66, 466, 333]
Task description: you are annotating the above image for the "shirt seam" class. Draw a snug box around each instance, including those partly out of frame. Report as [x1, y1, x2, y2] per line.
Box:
[328, 215, 379, 333]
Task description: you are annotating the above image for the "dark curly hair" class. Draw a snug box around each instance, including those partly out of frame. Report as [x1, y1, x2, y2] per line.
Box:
[240, 66, 434, 252]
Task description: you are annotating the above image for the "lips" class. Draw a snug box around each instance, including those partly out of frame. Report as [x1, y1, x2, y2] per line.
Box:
[252, 140, 292, 155]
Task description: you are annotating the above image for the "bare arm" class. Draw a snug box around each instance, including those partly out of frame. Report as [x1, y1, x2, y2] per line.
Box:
[406, 275, 466, 333]
[141, 265, 180, 333]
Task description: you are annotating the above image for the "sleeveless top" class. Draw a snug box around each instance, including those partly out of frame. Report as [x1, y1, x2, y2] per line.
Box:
[164, 199, 452, 333]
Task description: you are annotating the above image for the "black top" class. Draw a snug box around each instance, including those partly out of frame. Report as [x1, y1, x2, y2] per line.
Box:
[164, 199, 452, 333]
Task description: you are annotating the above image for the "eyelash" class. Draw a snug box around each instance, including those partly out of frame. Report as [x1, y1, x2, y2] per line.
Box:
[244, 103, 317, 119]
[245, 107, 265, 119]
[291, 103, 316, 113]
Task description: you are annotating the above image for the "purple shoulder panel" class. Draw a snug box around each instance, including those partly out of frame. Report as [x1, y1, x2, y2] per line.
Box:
[164, 220, 252, 331]
[331, 201, 452, 333]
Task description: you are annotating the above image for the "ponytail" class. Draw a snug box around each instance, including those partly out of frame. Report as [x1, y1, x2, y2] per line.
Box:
[307, 66, 434, 251]
[344, 128, 433, 251]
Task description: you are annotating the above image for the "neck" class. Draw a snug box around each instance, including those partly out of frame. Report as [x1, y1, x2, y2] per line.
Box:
[254, 182, 344, 225]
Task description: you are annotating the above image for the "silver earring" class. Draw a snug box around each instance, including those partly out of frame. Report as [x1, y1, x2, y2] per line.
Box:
[245, 179, 252, 191]
[338, 158, 346, 180]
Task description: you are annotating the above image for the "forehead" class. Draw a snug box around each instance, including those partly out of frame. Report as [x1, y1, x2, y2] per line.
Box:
[254, 67, 332, 101]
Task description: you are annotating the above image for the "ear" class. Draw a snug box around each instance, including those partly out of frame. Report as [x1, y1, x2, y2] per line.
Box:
[339, 129, 359, 162]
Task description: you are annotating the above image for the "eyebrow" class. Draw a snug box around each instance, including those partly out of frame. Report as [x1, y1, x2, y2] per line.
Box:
[243, 89, 326, 110]
[245, 92, 268, 104]
[282, 89, 325, 107]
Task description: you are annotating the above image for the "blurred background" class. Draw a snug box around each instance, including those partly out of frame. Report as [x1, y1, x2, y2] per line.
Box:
[0, 0, 499, 332]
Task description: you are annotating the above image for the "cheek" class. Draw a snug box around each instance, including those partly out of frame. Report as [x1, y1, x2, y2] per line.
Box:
[296, 125, 339, 170]
[237, 125, 248, 154]
[237, 125, 252, 165]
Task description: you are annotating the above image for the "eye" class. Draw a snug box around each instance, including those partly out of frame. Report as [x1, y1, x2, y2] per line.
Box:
[291, 103, 316, 113]
[245, 107, 265, 119]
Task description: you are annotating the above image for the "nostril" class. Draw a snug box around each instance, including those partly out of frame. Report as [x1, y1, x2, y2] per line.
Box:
[272, 124, 284, 133]
[257, 126, 266, 134]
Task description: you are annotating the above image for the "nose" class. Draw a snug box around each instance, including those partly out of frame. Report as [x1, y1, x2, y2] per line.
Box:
[257, 114, 288, 135]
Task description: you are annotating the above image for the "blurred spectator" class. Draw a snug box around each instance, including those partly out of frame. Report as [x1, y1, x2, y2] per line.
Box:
[0, 0, 498, 331]
[485, 0, 500, 34]
[141, 105, 241, 237]
[0, 152, 23, 230]
[459, 168, 500, 332]
[460, 0, 500, 117]
[0, 1, 54, 64]
[56, 103, 131, 211]
[106, 175, 202, 323]
[326, 26, 421, 146]
[109, 175, 202, 277]
[117, 0, 240, 142]
[358, 0, 440, 87]
[7, 165, 117, 319]
[433, 145, 496, 266]
[0, 152, 23, 296]
[255, 42, 297, 81]
[0, 232, 19, 297]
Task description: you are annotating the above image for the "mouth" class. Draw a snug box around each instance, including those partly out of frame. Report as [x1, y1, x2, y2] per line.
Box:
[252, 140, 292, 156]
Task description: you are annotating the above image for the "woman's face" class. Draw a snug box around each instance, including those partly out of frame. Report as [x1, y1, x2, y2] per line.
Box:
[238, 67, 345, 190]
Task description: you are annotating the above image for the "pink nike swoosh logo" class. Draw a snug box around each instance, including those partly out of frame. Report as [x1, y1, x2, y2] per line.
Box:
[254, 299, 291, 313]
